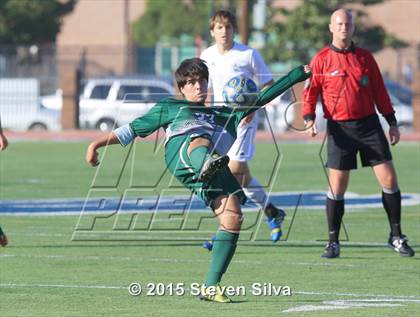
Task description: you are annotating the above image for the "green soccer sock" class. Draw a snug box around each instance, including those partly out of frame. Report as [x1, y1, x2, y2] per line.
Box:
[221, 232, 239, 275]
[188, 145, 210, 171]
[206, 230, 239, 286]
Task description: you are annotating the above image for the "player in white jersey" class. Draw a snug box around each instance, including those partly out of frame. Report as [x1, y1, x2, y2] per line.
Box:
[200, 10, 286, 248]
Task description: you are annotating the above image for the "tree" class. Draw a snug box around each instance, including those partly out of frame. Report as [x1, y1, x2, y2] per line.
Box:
[132, 0, 249, 47]
[132, 0, 212, 47]
[0, 0, 76, 45]
[263, 0, 407, 65]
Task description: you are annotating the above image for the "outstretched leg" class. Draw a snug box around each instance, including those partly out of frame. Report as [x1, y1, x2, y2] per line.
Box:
[187, 137, 229, 182]
[200, 194, 242, 303]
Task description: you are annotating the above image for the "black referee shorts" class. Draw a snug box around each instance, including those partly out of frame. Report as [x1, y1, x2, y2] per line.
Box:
[326, 114, 392, 170]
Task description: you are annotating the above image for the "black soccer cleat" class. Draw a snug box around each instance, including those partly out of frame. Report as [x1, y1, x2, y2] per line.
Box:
[321, 242, 340, 259]
[388, 234, 415, 257]
[198, 154, 230, 183]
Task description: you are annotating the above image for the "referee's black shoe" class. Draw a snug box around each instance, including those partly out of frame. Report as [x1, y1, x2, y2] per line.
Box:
[321, 242, 340, 259]
[388, 234, 415, 257]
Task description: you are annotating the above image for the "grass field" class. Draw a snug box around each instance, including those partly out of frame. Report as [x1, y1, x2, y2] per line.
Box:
[1, 141, 419, 316]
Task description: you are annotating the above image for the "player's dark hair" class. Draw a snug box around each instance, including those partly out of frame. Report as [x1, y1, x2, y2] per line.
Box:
[174, 58, 209, 90]
[210, 10, 237, 31]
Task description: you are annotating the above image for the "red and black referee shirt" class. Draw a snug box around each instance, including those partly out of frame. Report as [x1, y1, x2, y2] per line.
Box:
[302, 42, 397, 125]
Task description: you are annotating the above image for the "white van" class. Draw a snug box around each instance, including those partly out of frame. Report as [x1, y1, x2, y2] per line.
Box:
[79, 77, 174, 131]
[0, 78, 61, 131]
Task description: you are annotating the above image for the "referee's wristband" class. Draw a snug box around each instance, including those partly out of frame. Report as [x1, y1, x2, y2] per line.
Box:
[384, 113, 397, 127]
[304, 120, 313, 127]
[303, 114, 315, 123]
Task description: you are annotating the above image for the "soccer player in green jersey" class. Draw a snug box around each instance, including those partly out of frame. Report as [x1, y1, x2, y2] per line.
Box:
[85, 58, 310, 302]
[0, 119, 9, 247]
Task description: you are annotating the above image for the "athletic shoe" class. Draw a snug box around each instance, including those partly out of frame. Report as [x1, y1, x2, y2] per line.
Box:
[265, 204, 286, 242]
[321, 242, 340, 258]
[202, 235, 216, 251]
[388, 234, 415, 257]
[198, 284, 232, 303]
[198, 154, 230, 182]
[0, 234, 7, 247]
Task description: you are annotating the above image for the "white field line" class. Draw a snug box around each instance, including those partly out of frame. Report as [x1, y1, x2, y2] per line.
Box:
[3, 230, 195, 239]
[8, 232, 71, 237]
[293, 292, 420, 299]
[5, 253, 418, 271]
[7, 232, 411, 247]
[282, 298, 420, 313]
[0, 253, 357, 267]
[1, 283, 420, 303]
[0, 283, 125, 290]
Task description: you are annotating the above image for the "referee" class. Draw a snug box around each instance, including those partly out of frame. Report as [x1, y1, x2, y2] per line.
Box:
[302, 9, 414, 258]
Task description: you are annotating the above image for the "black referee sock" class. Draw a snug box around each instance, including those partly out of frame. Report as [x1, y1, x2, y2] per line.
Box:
[382, 190, 402, 237]
[326, 197, 345, 243]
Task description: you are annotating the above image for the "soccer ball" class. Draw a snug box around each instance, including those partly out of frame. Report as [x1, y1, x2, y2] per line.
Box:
[222, 75, 258, 110]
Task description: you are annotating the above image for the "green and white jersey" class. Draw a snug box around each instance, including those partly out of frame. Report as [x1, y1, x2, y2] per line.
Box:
[129, 98, 246, 155]
[114, 65, 310, 153]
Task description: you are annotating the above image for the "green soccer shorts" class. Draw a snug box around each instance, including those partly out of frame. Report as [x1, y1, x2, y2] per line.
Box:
[165, 134, 246, 208]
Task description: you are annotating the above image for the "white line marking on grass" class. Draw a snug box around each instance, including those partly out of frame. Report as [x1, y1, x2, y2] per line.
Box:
[0, 283, 125, 290]
[0, 253, 209, 263]
[294, 291, 420, 299]
[282, 299, 420, 313]
[1, 282, 420, 305]
[233, 259, 356, 268]
[7, 232, 406, 247]
[0, 254, 133, 261]
[0, 253, 357, 267]
[8, 232, 70, 237]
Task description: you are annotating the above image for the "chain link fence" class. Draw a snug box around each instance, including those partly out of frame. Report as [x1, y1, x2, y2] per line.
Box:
[1, 43, 418, 131]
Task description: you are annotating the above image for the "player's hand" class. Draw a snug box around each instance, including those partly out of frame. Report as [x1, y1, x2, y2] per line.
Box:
[240, 112, 255, 127]
[304, 120, 318, 137]
[303, 65, 311, 75]
[86, 143, 100, 166]
[0, 133, 8, 151]
[389, 125, 400, 146]
[0, 233, 8, 247]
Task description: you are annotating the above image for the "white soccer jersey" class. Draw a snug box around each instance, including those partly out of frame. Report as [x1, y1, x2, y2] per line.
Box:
[200, 42, 273, 106]
[200, 42, 273, 161]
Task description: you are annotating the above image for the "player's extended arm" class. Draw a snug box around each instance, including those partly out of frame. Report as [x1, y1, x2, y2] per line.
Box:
[247, 66, 311, 117]
[85, 132, 120, 167]
[237, 66, 310, 123]
[240, 79, 275, 126]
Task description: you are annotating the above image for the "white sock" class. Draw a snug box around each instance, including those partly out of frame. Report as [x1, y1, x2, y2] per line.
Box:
[243, 177, 268, 210]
